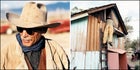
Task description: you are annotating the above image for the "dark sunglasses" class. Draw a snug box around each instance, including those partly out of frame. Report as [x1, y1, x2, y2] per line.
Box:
[17, 27, 48, 35]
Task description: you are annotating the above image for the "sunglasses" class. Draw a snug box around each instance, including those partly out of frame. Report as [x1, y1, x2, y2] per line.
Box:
[17, 27, 48, 35]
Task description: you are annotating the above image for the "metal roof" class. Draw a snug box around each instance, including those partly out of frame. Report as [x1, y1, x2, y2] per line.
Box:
[71, 3, 128, 35]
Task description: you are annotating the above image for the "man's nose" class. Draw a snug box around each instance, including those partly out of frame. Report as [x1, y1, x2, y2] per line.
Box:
[22, 30, 28, 37]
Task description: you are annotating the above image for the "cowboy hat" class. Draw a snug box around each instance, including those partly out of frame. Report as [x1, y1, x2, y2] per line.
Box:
[6, 2, 60, 28]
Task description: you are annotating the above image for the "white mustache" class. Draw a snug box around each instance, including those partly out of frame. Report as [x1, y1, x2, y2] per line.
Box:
[22, 38, 32, 41]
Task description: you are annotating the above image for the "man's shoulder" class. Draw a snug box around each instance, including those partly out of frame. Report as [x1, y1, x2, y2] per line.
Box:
[45, 38, 60, 45]
[45, 38, 59, 43]
[45, 38, 66, 52]
[44, 38, 63, 49]
[1, 36, 18, 51]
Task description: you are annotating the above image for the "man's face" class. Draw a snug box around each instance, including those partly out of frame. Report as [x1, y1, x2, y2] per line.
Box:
[20, 30, 41, 47]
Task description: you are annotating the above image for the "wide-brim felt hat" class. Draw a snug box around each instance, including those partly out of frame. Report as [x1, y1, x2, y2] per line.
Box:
[6, 2, 60, 28]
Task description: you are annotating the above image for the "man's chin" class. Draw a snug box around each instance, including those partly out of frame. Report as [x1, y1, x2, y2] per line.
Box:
[22, 40, 32, 47]
[22, 42, 32, 47]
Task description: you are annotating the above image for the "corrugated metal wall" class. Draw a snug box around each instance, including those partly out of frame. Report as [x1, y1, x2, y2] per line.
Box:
[86, 15, 100, 51]
[70, 16, 101, 69]
[70, 51, 100, 69]
[70, 8, 127, 69]
[71, 17, 88, 52]
[86, 12, 106, 51]
[71, 11, 107, 51]
[70, 11, 106, 69]
[111, 10, 125, 49]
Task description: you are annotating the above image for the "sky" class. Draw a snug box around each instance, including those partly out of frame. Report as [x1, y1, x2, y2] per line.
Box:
[1, 1, 69, 10]
[1, 1, 139, 40]
[1, 1, 70, 19]
[71, 1, 139, 40]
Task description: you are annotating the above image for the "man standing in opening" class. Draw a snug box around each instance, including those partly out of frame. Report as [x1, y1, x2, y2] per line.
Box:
[1, 2, 69, 69]
[103, 16, 114, 46]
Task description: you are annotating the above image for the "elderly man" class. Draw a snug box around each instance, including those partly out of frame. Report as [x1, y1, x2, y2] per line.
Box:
[1, 2, 69, 69]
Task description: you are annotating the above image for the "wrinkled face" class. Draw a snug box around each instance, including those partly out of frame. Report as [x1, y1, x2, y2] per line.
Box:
[17, 27, 47, 47]
[20, 30, 41, 47]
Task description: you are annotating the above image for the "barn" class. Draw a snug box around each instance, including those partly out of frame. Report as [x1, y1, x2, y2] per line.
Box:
[70, 3, 128, 69]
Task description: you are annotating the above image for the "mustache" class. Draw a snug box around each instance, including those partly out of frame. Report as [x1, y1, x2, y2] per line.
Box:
[21, 37, 32, 41]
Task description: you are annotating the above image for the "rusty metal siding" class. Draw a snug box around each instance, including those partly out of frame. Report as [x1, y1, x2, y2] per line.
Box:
[71, 15, 101, 69]
[72, 3, 128, 35]
[86, 12, 105, 51]
[86, 15, 99, 51]
[71, 17, 88, 51]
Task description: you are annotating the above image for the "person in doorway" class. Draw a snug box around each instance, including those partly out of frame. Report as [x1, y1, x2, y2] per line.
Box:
[103, 16, 114, 46]
[1, 2, 69, 69]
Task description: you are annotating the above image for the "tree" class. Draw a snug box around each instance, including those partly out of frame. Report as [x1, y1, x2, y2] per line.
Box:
[125, 38, 132, 50]
[124, 16, 134, 50]
[131, 38, 140, 50]
[124, 16, 140, 51]
[71, 6, 83, 15]
[124, 16, 133, 33]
